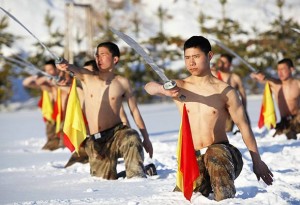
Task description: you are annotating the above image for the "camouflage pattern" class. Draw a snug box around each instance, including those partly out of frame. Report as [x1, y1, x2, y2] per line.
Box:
[84, 123, 145, 179]
[42, 121, 61, 151]
[64, 145, 89, 168]
[273, 111, 300, 140]
[194, 142, 243, 201]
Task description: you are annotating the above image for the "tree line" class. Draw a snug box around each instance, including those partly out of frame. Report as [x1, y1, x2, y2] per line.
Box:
[0, 0, 299, 104]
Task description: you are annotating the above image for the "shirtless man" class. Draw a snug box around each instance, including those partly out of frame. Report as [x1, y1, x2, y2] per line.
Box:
[64, 59, 129, 168]
[23, 59, 62, 151]
[56, 42, 153, 179]
[251, 58, 300, 139]
[144, 36, 273, 201]
[213, 54, 248, 132]
[82, 59, 130, 127]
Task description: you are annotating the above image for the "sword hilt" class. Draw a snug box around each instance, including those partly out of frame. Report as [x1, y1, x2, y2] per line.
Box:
[55, 57, 64, 64]
[163, 80, 186, 101]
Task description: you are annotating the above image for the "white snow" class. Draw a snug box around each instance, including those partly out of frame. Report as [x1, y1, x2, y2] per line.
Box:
[0, 96, 299, 205]
[0, 0, 300, 204]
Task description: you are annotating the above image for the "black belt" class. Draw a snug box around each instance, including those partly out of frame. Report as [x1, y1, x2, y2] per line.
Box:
[88, 123, 124, 141]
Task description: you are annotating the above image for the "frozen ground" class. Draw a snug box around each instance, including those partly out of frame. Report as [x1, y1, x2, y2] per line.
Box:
[0, 95, 299, 205]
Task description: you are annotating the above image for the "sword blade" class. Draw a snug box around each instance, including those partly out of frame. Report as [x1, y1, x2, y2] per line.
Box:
[0, 54, 56, 79]
[0, 7, 62, 63]
[292, 28, 300, 34]
[210, 38, 257, 72]
[110, 27, 169, 82]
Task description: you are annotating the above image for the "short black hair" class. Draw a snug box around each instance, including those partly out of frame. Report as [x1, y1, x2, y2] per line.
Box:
[83, 60, 97, 71]
[220, 53, 233, 64]
[183, 36, 211, 55]
[96, 42, 120, 58]
[45, 59, 56, 67]
[278, 58, 294, 68]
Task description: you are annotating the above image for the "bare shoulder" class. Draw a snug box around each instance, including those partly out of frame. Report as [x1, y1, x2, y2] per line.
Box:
[174, 79, 185, 87]
[211, 77, 236, 99]
[231, 73, 242, 82]
[115, 75, 130, 84]
[295, 78, 300, 87]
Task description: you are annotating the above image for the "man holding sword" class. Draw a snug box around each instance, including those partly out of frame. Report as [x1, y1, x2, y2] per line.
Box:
[56, 42, 153, 179]
[144, 36, 273, 201]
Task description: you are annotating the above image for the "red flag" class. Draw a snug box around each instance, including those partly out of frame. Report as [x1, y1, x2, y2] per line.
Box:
[176, 104, 199, 201]
[63, 133, 75, 152]
[258, 82, 276, 129]
[217, 71, 223, 81]
[37, 92, 43, 108]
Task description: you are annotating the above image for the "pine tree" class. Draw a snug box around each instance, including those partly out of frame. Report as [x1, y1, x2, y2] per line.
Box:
[257, 0, 300, 72]
[0, 15, 18, 104]
[28, 10, 64, 68]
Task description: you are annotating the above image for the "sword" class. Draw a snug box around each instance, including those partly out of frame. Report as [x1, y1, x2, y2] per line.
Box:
[292, 28, 300, 34]
[0, 7, 63, 64]
[0, 54, 58, 80]
[209, 38, 257, 72]
[110, 27, 185, 100]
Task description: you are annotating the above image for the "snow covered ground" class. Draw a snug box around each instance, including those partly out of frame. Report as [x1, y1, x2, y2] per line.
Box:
[0, 95, 299, 205]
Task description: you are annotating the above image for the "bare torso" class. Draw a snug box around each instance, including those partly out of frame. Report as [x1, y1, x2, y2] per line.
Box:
[174, 75, 232, 150]
[271, 78, 300, 117]
[81, 74, 125, 134]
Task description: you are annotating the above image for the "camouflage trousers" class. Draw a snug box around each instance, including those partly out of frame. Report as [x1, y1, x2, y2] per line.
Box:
[194, 142, 243, 201]
[273, 111, 300, 140]
[42, 121, 61, 151]
[84, 123, 145, 180]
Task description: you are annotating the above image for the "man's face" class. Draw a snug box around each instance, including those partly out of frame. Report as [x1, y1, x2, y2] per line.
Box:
[44, 64, 57, 76]
[95, 47, 118, 71]
[219, 56, 231, 72]
[184, 47, 211, 76]
[277, 63, 291, 81]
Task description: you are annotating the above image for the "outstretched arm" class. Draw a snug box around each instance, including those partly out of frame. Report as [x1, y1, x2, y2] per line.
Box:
[55, 59, 93, 81]
[144, 81, 180, 98]
[226, 89, 274, 185]
[23, 75, 40, 89]
[251, 72, 280, 86]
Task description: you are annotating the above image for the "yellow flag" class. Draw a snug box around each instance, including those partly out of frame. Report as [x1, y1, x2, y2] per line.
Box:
[63, 78, 86, 154]
[258, 82, 277, 129]
[41, 90, 54, 122]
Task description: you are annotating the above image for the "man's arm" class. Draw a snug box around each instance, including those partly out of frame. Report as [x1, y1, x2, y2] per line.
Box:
[226, 89, 274, 185]
[23, 75, 40, 89]
[144, 81, 180, 98]
[125, 79, 153, 158]
[234, 74, 247, 108]
[251, 72, 280, 86]
[55, 59, 93, 81]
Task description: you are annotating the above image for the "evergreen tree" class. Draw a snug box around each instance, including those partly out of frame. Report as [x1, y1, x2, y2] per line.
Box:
[0, 15, 18, 104]
[28, 10, 64, 68]
[257, 0, 300, 72]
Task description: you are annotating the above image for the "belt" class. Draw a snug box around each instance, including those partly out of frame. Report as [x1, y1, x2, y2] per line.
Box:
[195, 147, 208, 157]
[88, 123, 124, 141]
